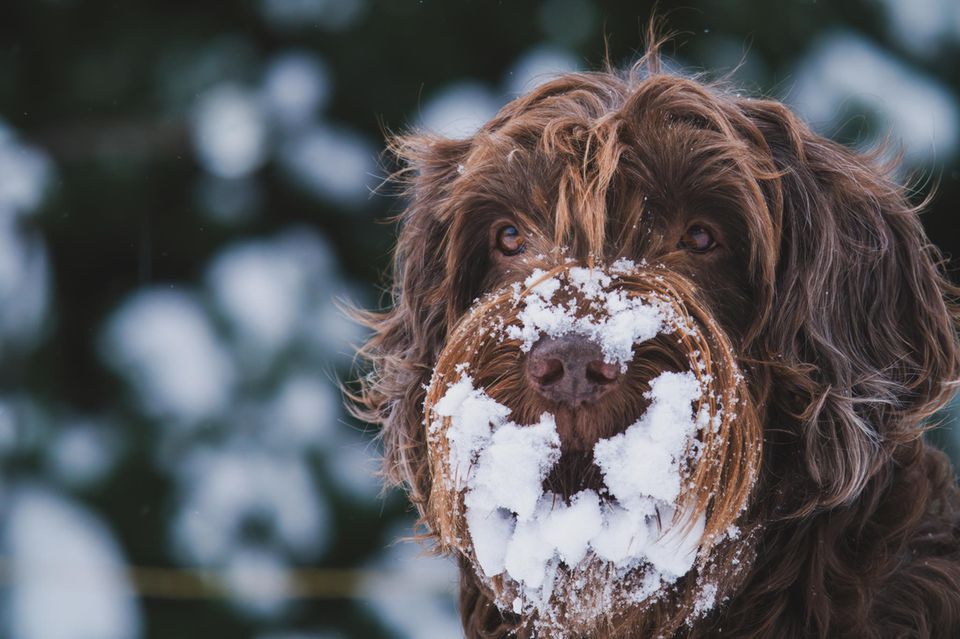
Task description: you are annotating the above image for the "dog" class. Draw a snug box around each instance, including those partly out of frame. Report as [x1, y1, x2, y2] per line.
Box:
[353, 38, 960, 638]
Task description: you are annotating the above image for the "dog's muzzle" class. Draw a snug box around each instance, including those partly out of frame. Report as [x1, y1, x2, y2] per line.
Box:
[422, 260, 762, 635]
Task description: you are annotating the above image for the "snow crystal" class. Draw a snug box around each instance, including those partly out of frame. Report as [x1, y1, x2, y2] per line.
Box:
[565, 266, 611, 299]
[693, 582, 718, 617]
[505, 267, 675, 370]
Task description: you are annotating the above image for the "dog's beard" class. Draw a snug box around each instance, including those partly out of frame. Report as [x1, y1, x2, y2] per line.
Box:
[424, 262, 762, 637]
[435, 371, 711, 620]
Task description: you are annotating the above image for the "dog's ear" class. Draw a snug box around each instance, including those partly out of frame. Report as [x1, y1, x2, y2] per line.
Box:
[742, 100, 960, 513]
[352, 133, 472, 522]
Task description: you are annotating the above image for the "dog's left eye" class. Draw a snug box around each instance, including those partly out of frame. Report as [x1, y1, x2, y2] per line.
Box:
[496, 224, 526, 256]
[677, 225, 716, 253]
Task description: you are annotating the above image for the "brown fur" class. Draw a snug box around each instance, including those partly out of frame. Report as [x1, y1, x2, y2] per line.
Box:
[351, 35, 960, 638]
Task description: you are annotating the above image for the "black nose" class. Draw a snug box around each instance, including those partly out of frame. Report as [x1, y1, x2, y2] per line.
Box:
[525, 335, 620, 406]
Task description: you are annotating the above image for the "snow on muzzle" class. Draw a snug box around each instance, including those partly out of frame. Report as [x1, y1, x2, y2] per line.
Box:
[423, 261, 762, 635]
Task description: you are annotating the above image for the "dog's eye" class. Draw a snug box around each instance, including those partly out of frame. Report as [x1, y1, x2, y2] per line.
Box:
[677, 225, 716, 253]
[496, 224, 526, 256]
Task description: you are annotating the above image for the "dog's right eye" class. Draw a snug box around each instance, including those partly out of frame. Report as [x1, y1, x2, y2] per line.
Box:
[495, 224, 526, 256]
[677, 225, 716, 253]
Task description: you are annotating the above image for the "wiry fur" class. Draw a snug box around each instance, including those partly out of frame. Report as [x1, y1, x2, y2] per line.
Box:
[351, 36, 960, 638]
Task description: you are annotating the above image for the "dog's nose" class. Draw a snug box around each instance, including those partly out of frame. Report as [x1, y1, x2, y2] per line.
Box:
[525, 335, 620, 406]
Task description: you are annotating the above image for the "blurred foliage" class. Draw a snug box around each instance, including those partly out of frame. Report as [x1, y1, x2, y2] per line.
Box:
[1, 1, 959, 638]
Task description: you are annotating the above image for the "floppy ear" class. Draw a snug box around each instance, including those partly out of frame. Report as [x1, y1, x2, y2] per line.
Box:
[352, 134, 472, 522]
[743, 100, 960, 513]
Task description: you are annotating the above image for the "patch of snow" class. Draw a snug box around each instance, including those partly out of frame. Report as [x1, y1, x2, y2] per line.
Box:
[221, 546, 292, 618]
[264, 374, 338, 450]
[206, 228, 353, 369]
[0, 401, 16, 456]
[46, 419, 120, 488]
[419, 82, 502, 139]
[876, 0, 960, 58]
[207, 237, 307, 356]
[505, 45, 580, 96]
[324, 433, 383, 501]
[0, 215, 50, 349]
[0, 123, 54, 217]
[692, 582, 718, 618]
[361, 527, 461, 639]
[1, 486, 141, 639]
[171, 445, 329, 568]
[465, 414, 561, 522]
[505, 266, 677, 370]
[0, 122, 53, 348]
[191, 84, 268, 179]
[789, 31, 959, 165]
[277, 124, 376, 207]
[100, 288, 234, 425]
[433, 369, 709, 613]
[262, 51, 331, 127]
[594, 371, 705, 507]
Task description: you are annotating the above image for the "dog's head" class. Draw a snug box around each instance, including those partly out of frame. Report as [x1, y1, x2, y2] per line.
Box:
[354, 48, 959, 637]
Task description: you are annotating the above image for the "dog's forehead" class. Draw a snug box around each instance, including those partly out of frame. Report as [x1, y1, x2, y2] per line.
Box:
[448, 114, 761, 263]
[453, 83, 763, 220]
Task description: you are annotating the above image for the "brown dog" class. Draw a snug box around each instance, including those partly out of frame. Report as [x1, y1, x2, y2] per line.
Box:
[354, 39, 960, 638]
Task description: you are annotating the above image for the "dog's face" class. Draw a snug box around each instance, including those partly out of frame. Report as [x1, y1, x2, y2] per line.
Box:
[418, 96, 772, 629]
[356, 60, 959, 638]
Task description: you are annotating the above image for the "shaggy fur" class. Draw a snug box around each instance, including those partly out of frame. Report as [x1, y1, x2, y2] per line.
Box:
[352, 37, 960, 638]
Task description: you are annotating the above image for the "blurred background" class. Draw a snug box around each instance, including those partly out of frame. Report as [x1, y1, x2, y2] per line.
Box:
[1, 1, 959, 638]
